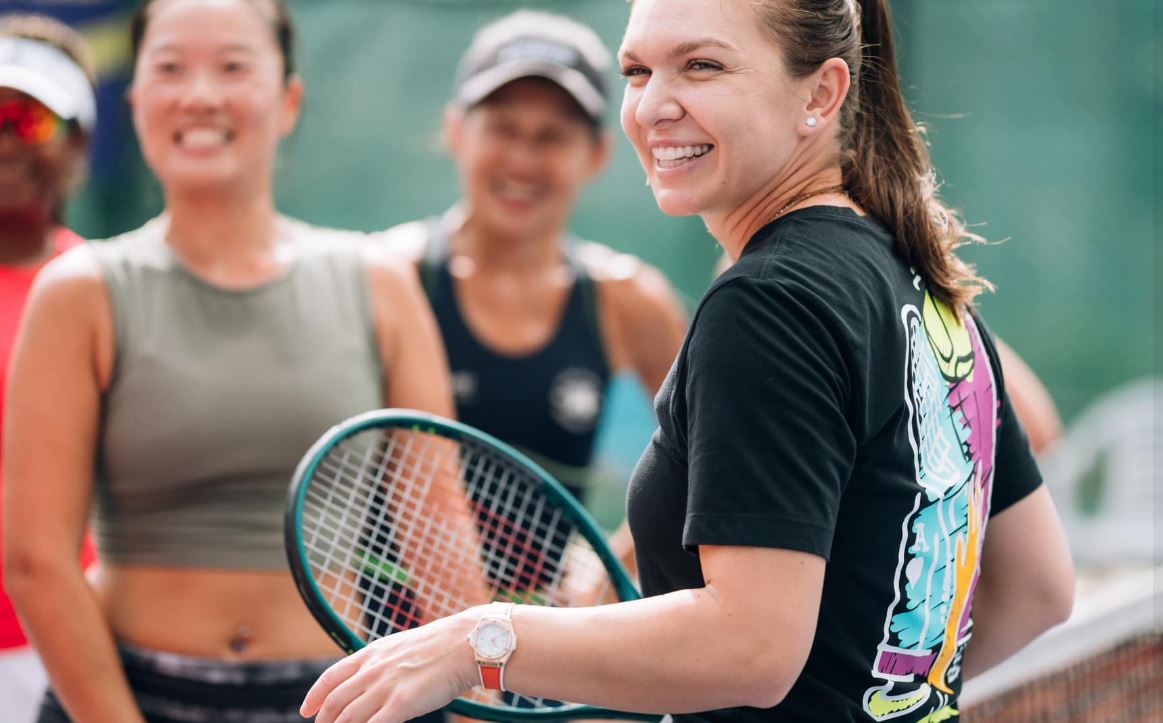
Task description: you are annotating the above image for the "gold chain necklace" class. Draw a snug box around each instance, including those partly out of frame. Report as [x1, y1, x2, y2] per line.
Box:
[771, 184, 849, 221]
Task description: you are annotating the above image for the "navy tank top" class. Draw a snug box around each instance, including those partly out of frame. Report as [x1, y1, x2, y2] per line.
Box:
[418, 215, 610, 498]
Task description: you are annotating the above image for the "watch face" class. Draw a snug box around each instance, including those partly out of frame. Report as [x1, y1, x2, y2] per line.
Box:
[474, 621, 512, 659]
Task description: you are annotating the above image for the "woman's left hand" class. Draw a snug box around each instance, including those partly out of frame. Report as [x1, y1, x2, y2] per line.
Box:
[301, 609, 481, 723]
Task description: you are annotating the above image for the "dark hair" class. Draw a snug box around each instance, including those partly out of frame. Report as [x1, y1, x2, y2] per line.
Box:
[129, 0, 296, 81]
[755, 0, 990, 309]
[0, 13, 96, 86]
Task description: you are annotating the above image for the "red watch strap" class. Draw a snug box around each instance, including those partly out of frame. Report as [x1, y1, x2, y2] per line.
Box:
[480, 664, 503, 691]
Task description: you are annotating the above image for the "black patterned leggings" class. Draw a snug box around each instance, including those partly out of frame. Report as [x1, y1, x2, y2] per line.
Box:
[37, 642, 336, 723]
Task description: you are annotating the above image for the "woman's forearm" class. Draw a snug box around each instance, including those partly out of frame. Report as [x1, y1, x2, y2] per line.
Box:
[8, 561, 144, 723]
[497, 547, 822, 713]
[303, 545, 824, 722]
[502, 585, 808, 712]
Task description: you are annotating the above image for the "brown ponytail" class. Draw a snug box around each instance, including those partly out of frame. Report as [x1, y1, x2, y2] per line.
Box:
[754, 0, 991, 309]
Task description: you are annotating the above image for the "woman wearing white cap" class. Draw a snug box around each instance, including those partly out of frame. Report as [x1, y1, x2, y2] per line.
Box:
[378, 9, 687, 569]
[0, 14, 97, 721]
[4, 0, 474, 721]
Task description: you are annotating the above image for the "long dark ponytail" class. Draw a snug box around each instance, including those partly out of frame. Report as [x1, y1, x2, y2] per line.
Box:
[755, 0, 991, 309]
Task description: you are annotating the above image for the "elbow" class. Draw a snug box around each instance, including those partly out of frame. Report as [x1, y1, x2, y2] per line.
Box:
[733, 662, 798, 710]
[4, 546, 40, 609]
[1022, 561, 1075, 634]
[1043, 565, 1076, 628]
[728, 639, 806, 709]
[3, 544, 68, 613]
[1038, 550, 1076, 629]
[740, 682, 794, 711]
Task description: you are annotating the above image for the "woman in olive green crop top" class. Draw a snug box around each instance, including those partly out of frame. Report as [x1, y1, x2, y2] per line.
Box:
[3, 1, 467, 721]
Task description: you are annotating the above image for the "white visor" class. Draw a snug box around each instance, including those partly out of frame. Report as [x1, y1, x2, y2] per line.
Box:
[0, 36, 95, 131]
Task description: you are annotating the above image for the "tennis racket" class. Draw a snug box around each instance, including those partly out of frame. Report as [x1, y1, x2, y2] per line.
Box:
[284, 409, 658, 721]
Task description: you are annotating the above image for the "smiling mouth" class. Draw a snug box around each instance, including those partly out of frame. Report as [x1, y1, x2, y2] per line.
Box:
[652, 144, 713, 169]
[493, 178, 544, 205]
[175, 127, 234, 150]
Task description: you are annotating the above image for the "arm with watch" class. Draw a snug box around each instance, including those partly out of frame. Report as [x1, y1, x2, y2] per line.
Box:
[300, 545, 826, 723]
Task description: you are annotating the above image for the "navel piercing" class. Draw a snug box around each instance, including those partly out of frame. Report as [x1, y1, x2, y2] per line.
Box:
[229, 625, 253, 654]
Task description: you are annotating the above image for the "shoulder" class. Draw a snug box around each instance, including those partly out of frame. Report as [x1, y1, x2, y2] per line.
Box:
[282, 216, 370, 256]
[367, 220, 428, 265]
[358, 241, 434, 354]
[360, 239, 426, 297]
[684, 275, 857, 417]
[750, 209, 896, 273]
[730, 210, 908, 323]
[687, 274, 849, 370]
[707, 258, 834, 321]
[43, 216, 171, 292]
[694, 274, 797, 326]
[576, 240, 683, 315]
[48, 217, 183, 316]
[575, 240, 687, 385]
[26, 243, 108, 320]
[38, 243, 104, 287]
[84, 215, 173, 273]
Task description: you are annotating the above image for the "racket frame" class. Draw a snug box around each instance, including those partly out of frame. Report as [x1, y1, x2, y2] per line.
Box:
[285, 409, 653, 721]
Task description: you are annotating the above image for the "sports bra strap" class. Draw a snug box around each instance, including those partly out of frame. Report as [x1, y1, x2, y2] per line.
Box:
[418, 209, 601, 340]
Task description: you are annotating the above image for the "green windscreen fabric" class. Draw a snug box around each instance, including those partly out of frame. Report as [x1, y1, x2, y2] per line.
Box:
[891, 0, 1154, 420]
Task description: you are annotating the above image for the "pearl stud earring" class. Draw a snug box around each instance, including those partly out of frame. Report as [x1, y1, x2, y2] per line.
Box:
[805, 117, 818, 128]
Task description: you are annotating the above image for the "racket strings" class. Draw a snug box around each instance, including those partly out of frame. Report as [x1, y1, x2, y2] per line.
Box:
[299, 427, 616, 711]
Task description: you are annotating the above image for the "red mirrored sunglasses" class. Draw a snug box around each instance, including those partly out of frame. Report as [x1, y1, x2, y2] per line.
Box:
[0, 97, 66, 144]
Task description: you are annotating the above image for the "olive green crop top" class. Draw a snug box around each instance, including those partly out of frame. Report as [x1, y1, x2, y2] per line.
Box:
[90, 216, 383, 569]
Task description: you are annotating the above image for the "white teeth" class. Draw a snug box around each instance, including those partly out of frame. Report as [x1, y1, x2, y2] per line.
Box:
[651, 144, 712, 161]
[179, 128, 229, 149]
[497, 180, 540, 202]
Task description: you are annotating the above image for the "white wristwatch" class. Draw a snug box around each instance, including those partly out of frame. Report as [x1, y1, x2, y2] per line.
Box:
[467, 602, 517, 691]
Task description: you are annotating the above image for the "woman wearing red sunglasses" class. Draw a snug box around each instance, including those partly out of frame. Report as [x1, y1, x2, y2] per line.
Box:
[4, 0, 461, 721]
[0, 14, 98, 721]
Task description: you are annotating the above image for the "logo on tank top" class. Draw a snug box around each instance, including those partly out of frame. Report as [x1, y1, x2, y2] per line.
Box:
[548, 368, 603, 433]
[452, 370, 478, 405]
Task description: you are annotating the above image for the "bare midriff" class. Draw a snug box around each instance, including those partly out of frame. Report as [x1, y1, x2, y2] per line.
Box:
[93, 566, 340, 660]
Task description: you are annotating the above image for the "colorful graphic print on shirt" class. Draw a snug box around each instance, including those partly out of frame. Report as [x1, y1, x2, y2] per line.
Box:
[861, 291, 998, 723]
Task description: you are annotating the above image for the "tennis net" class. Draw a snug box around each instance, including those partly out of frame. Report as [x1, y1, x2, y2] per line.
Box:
[961, 566, 1161, 722]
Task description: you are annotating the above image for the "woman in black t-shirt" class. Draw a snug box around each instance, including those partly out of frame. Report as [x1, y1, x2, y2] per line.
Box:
[301, 1, 1075, 722]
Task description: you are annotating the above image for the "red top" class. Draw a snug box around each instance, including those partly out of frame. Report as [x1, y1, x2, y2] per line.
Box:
[0, 227, 97, 649]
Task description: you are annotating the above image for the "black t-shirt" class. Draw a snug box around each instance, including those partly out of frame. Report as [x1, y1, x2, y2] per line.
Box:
[627, 207, 1042, 723]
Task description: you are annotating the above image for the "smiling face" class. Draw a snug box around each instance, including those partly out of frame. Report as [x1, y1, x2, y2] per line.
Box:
[618, 0, 810, 221]
[128, 0, 301, 197]
[0, 88, 82, 220]
[447, 77, 609, 243]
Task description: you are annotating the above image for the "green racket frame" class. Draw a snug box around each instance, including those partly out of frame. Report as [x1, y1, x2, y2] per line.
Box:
[285, 409, 656, 721]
